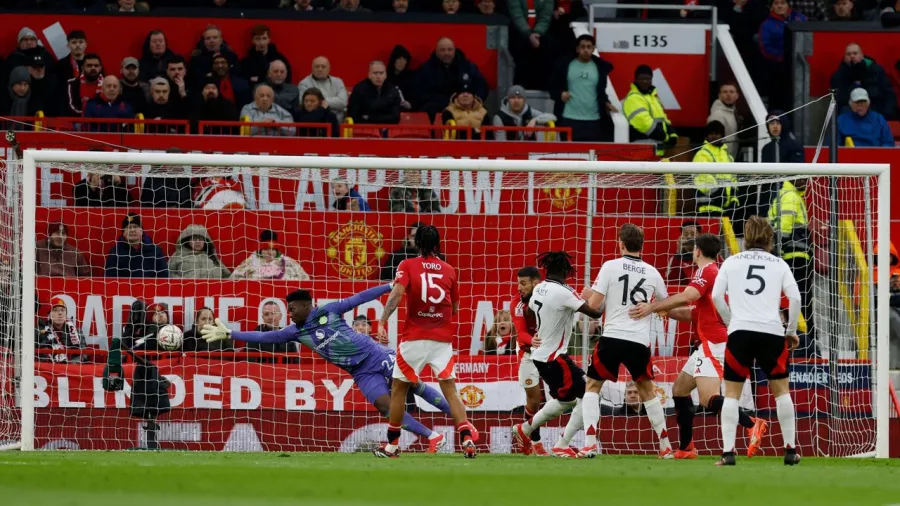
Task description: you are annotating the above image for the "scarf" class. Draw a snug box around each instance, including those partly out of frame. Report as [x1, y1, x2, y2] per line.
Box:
[9, 90, 30, 116]
[218, 77, 235, 103]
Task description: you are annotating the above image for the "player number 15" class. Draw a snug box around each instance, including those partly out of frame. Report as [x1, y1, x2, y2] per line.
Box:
[419, 273, 446, 304]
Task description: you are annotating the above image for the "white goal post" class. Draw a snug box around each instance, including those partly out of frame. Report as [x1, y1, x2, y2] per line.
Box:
[10, 149, 892, 457]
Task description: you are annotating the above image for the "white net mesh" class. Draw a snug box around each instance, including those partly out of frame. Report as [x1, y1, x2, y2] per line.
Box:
[0, 155, 883, 456]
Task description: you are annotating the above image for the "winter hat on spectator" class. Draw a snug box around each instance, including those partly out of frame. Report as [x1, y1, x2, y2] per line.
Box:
[48, 222, 69, 236]
[634, 64, 653, 79]
[149, 76, 168, 87]
[202, 75, 220, 91]
[49, 297, 67, 313]
[18, 27, 37, 44]
[121, 57, 139, 69]
[146, 302, 169, 323]
[212, 53, 228, 64]
[122, 213, 142, 230]
[459, 80, 473, 94]
[850, 87, 870, 102]
[506, 85, 526, 99]
[706, 120, 726, 136]
[260, 230, 280, 250]
[28, 54, 45, 68]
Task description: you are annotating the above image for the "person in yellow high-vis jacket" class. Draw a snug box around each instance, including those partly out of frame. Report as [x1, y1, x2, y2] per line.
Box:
[623, 65, 677, 156]
[768, 178, 815, 352]
[692, 121, 739, 228]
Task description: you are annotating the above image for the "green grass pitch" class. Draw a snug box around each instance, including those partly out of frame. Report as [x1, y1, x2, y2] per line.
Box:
[1, 452, 899, 506]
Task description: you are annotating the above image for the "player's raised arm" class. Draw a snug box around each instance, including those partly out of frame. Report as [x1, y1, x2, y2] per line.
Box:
[321, 283, 393, 315]
[711, 264, 731, 325]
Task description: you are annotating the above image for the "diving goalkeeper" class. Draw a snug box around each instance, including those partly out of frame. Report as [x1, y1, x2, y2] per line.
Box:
[201, 284, 452, 452]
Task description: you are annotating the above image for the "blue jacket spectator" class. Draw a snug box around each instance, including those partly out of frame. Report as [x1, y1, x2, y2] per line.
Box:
[761, 110, 805, 163]
[331, 181, 371, 211]
[415, 38, 488, 120]
[105, 213, 169, 278]
[830, 44, 898, 120]
[758, 0, 807, 63]
[837, 88, 894, 147]
[83, 76, 135, 131]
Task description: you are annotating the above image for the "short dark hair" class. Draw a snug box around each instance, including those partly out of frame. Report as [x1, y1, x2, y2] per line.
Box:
[82, 53, 101, 65]
[694, 233, 721, 260]
[517, 266, 540, 279]
[67, 30, 86, 41]
[619, 223, 644, 252]
[719, 82, 738, 92]
[166, 54, 186, 67]
[286, 289, 313, 303]
[576, 34, 596, 46]
[537, 251, 576, 279]
[302, 87, 324, 101]
[681, 220, 701, 232]
[251, 24, 270, 37]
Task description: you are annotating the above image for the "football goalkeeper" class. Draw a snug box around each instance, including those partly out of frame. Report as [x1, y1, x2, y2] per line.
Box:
[201, 284, 453, 452]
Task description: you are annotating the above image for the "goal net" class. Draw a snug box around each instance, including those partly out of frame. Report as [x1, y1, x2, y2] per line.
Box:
[0, 151, 890, 457]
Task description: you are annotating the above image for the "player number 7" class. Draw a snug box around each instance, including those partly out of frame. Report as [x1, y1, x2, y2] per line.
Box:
[419, 273, 446, 304]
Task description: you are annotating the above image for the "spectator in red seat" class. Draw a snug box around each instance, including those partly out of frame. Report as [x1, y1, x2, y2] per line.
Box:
[144, 77, 178, 120]
[26, 55, 59, 117]
[53, 30, 87, 85]
[265, 60, 299, 112]
[64, 53, 103, 116]
[483, 309, 517, 355]
[119, 57, 147, 115]
[332, 0, 372, 11]
[415, 37, 489, 121]
[240, 83, 296, 136]
[164, 55, 190, 111]
[170, 225, 231, 279]
[141, 146, 195, 207]
[74, 170, 132, 207]
[191, 77, 237, 130]
[190, 25, 240, 87]
[209, 53, 251, 110]
[105, 213, 169, 278]
[108, 0, 150, 12]
[347, 61, 401, 125]
[387, 45, 415, 111]
[182, 307, 225, 352]
[379, 222, 423, 280]
[389, 172, 440, 213]
[492, 84, 557, 141]
[83, 76, 135, 131]
[665, 221, 699, 286]
[508, 0, 554, 90]
[231, 230, 311, 281]
[331, 179, 372, 211]
[36, 223, 91, 277]
[828, 0, 862, 20]
[3, 67, 43, 118]
[293, 87, 340, 137]
[830, 43, 898, 120]
[240, 24, 292, 86]
[140, 30, 176, 81]
[475, 0, 495, 14]
[837, 87, 894, 147]
[550, 34, 615, 142]
[758, 0, 806, 111]
[298, 57, 348, 122]
[6, 28, 55, 78]
[37, 297, 86, 364]
[441, 82, 487, 137]
[707, 83, 742, 159]
[788, 0, 826, 19]
[442, 0, 460, 13]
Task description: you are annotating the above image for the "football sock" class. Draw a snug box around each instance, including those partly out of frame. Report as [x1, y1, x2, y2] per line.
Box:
[709, 394, 755, 429]
[557, 399, 584, 448]
[523, 399, 565, 442]
[414, 382, 451, 415]
[721, 397, 739, 453]
[644, 397, 671, 451]
[775, 394, 796, 449]
[400, 413, 432, 439]
[385, 424, 402, 452]
[582, 392, 601, 447]
[524, 407, 541, 442]
[456, 422, 473, 442]
[428, 432, 441, 440]
[673, 395, 695, 448]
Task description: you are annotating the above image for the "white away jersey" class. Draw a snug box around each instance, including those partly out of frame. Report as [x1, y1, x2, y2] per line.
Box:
[528, 279, 584, 362]
[592, 255, 668, 346]
[712, 249, 799, 336]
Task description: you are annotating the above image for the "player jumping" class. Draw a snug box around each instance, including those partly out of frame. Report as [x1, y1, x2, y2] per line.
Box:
[581, 224, 673, 459]
[629, 233, 768, 459]
[200, 285, 452, 452]
[512, 251, 605, 458]
[510, 266, 550, 456]
[373, 225, 478, 458]
[711, 216, 802, 466]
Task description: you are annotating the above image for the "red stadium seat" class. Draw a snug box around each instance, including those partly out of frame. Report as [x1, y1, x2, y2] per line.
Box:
[889, 121, 900, 141]
[390, 113, 433, 139]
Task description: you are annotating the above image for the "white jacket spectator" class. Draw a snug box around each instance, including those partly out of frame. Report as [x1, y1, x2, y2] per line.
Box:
[492, 85, 557, 141]
[239, 83, 295, 136]
[298, 56, 348, 122]
[706, 83, 741, 159]
[231, 230, 311, 281]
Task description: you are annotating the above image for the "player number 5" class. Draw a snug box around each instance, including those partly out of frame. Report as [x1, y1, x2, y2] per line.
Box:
[419, 273, 446, 304]
[744, 265, 766, 295]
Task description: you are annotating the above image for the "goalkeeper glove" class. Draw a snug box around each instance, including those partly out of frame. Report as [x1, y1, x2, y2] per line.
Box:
[201, 318, 232, 343]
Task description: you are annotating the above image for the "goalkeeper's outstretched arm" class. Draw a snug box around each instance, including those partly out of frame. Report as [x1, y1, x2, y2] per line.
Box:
[320, 284, 393, 314]
[202, 319, 296, 344]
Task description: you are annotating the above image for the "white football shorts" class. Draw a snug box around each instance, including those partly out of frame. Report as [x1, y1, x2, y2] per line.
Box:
[393, 340, 456, 383]
[680, 341, 726, 379]
[518, 352, 540, 389]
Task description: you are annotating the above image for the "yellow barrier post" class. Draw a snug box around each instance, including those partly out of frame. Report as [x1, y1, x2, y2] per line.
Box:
[342, 118, 354, 138]
[663, 173, 676, 216]
[546, 120, 557, 142]
[444, 119, 457, 140]
[838, 220, 870, 359]
[240, 115, 251, 136]
[134, 113, 145, 134]
[34, 110, 44, 132]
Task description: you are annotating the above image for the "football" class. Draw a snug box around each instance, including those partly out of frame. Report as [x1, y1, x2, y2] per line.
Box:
[157, 324, 183, 351]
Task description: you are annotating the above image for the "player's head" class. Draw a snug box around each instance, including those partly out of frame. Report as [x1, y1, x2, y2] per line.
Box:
[744, 215, 775, 252]
[693, 233, 721, 263]
[537, 251, 576, 281]
[618, 223, 644, 255]
[414, 224, 441, 258]
[516, 266, 541, 299]
[286, 289, 314, 324]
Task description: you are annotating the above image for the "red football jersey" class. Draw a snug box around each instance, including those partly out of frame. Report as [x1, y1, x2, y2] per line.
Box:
[688, 263, 727, 345]
[511, 295, 537, 348]
[395, 256, 458, 343]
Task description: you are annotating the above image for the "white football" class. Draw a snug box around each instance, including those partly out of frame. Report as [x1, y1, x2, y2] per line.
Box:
[157, 324, 183, 351]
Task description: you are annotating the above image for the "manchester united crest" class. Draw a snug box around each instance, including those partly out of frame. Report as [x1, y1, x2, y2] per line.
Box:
[458, 385, 485, 409]
[541, 173, 583, 209]
[326, 221, 386, 279]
